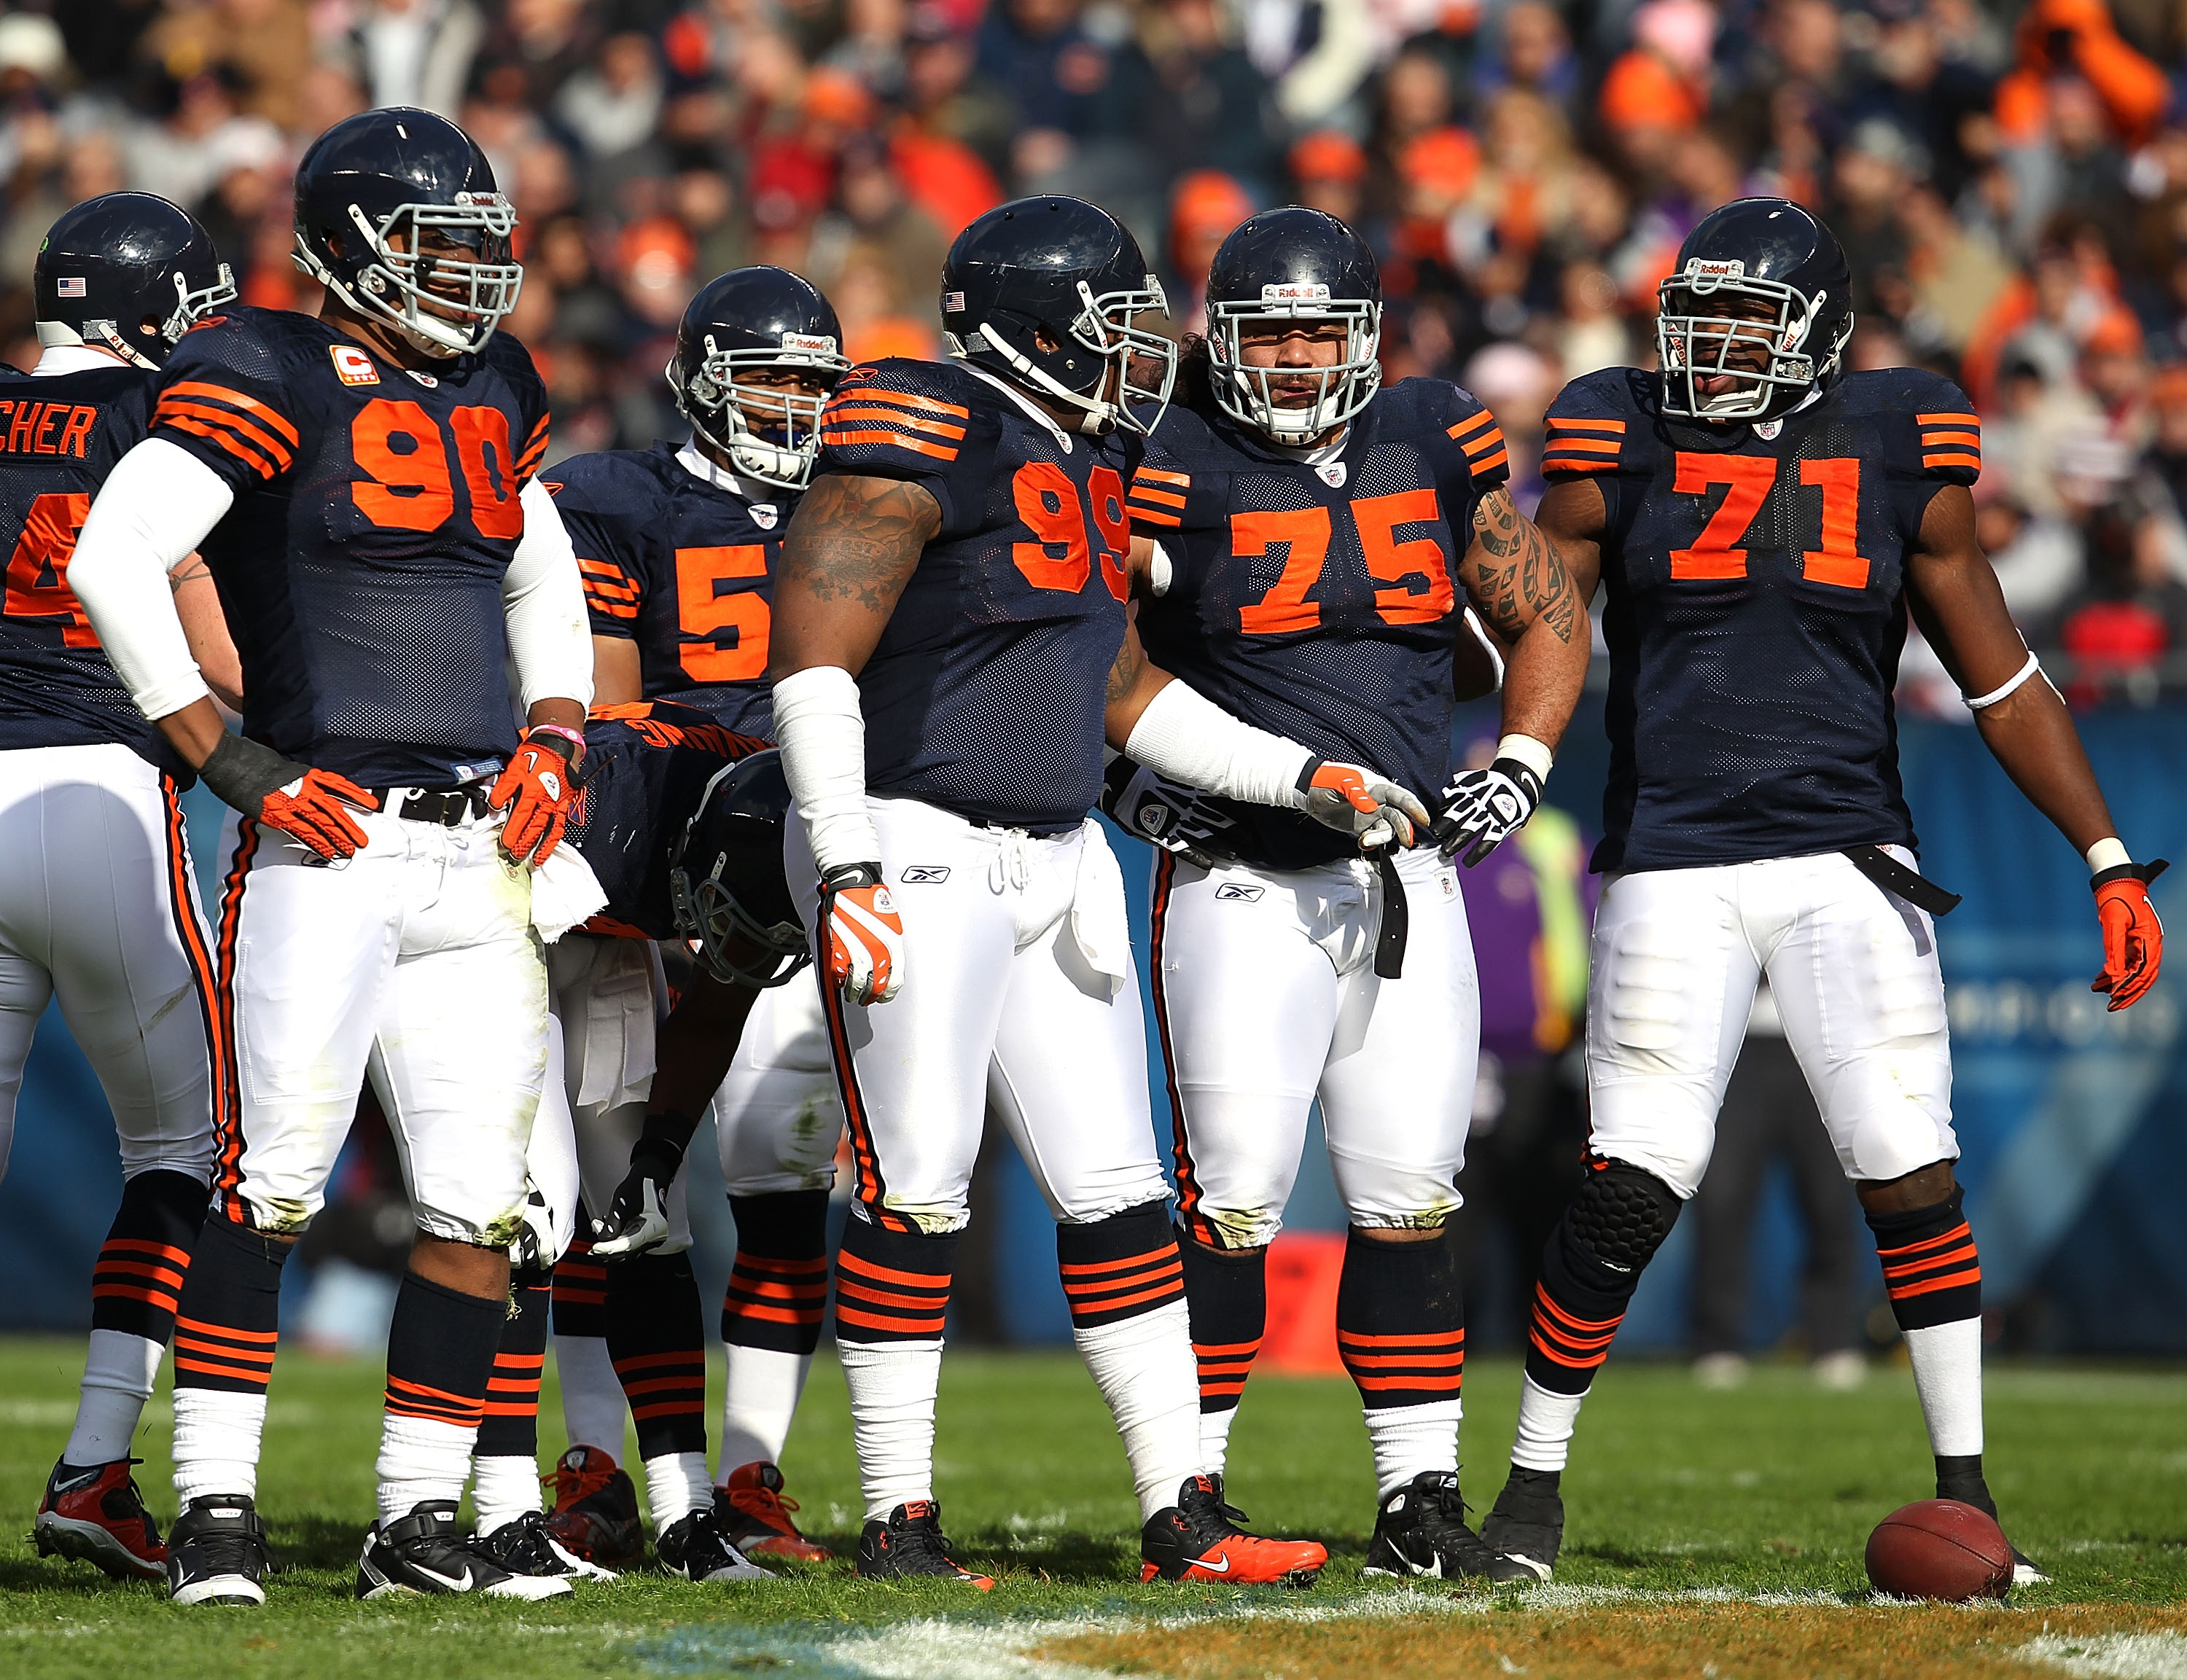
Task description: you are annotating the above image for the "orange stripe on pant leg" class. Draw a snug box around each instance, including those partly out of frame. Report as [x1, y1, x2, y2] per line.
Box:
[211, 820, 258, 1216]
[816, 932, 895, 1223]
[162, 775, 230, 1154]
[1149, 853, 1209, 1242]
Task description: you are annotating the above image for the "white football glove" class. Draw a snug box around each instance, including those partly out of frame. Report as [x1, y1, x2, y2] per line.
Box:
[1435, 757, 1544, 866]
[1101, 758, 1236, 866]
[1293, 759, 1431, 851]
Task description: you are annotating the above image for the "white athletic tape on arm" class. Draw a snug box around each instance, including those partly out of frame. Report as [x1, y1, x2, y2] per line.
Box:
[1496, 732, 1555, 782]
[69, 437, 229, 720]
[2086, 837, 2132, 875]
[1964, 649, 2041, 711]
[773, 665, 882, 877]
[503, 477, 595, 712]
[1123, 677, 1317, 810]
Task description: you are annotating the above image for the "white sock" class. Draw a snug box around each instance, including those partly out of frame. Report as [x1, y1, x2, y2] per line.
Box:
[172, 1388, 267, 1504]
[1364, 1398, 1462, 1500]
[644, 1450, 714, 1526]
[1905, 1319, 1984, 1456]
[1200, 1404, 1240, 1480]
[1510, 1377, 1587, 1474]
[472, 1454, 542, 1534]
[720, 1345, 814, 1473]
[554, 1334, 625, 1458]
[1075, 1299, 1204, 1524]
[66, 1329, 163, 1466]
[376, 1412, 480, 1526]
[838, 1337, 943, 1521]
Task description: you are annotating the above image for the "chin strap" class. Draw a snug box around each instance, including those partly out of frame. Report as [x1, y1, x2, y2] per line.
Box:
[968, 319, 1118, 434]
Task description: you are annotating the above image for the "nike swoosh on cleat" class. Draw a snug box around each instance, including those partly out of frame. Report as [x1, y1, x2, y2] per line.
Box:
[410, 1565, 472, 1591]
[1193, 1552, 1233, 1574]
[1503, 1553, 1552, 1580]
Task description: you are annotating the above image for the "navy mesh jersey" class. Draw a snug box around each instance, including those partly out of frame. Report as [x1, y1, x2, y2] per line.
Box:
[0, 363, 189, 776]
[1128, 378, 1510, 870]
[1543, 366, 1983, 872]
[814, 359, 1140, 833]
[148, 305, 550, 788]
[568, 700, 767, 938]
[552, 442, 790, 738]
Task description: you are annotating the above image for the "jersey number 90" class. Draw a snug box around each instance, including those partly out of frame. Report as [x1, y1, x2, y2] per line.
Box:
[351, 398, 525, 540]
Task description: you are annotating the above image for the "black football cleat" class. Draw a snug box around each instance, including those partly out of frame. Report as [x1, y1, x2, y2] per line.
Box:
[35, 1458, 166, 1581]
[356, 1500, 569, 1600]
[1936, 1463, 2048, 1587]
[542, 1445, 644, 1568]
[166, 1493, 275, 1606]
[475, 1508, 616, 1583]
[854, 1501, 993, 1588]
[656, 1493, 776, 1582]
[1140, 1475, 1326, 1586]
[1363, 1470, 1527, 1581]
[1481, 1466, 1564, 1582]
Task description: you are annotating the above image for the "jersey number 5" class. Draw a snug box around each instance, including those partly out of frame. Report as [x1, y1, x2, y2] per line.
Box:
[2, 491, 95, 646]
[1670, 453, 1872, 587]
[351, 398, 525, 539]
[674, 544, 769, 681]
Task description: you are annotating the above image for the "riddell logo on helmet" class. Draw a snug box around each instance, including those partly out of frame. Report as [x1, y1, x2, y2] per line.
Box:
[781, 332, 838, 353]
[1262, 282, 1333, 302]
[1685, 258, 1745, 281]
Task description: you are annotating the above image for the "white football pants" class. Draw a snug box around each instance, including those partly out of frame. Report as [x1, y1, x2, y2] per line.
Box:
[1150, 843, 1478, 1249]
[1586, 847, 1959, 1198]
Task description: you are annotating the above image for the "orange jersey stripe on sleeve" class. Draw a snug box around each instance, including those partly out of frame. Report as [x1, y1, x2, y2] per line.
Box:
[821, 426, 959, 461]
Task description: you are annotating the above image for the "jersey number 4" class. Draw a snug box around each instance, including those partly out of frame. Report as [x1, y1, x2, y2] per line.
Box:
[1, 491, 95, 646]
[1235, 491, 1454, 633]
[1670, 453, 1871, 587]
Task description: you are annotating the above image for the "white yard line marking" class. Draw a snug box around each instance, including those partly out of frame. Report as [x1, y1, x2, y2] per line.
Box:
[2023, 1633, 2187, 1679]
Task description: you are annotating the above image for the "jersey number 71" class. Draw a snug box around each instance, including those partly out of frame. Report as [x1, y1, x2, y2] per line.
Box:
[1670, 453, 1871, 588]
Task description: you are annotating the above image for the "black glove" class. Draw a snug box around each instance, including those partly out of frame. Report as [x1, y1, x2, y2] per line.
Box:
[1432, 757, 1544, 867]
[590, 1111, 695, 1257]
[1100, 757, 1236, 867]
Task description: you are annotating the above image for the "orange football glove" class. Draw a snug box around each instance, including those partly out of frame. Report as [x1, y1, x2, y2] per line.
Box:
[819, 864, 904, 1004]
[198, 732, 377, 862]
[490, 731, 578, 866]
[1293, 758, 1431, 850]
[2092, 859, 2167, 1012]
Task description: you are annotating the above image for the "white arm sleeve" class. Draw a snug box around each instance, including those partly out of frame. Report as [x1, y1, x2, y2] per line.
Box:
[773, 665, 882, 877]
[503, 477, 594, 713]
[69, 437, 232, 720]
[1123, 678, 1317, 808]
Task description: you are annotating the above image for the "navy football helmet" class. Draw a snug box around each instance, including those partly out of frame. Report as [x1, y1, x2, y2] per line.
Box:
[668, 750, 811, 989]
[35, 192, 234, 369]
[941, 196, 1176, 434]
[292, 107, 521, 358]
[1656, 198, 1853, 422]
[1204, 207, 1381, 445]
[668, 267, 850, 491]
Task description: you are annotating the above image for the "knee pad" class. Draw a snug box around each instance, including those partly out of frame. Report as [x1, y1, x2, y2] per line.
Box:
[1569, 1157, 1682, 1272]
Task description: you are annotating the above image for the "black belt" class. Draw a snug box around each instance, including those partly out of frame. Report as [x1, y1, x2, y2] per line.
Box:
[1374, 850, 1410, 978]
[377, 786, 491, 827]
[1841, 845, 1960, 916]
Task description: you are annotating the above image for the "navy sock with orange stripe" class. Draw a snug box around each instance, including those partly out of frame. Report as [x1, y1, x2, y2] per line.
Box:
[1338, 1227, 1465, 1499]
[168, 1216, 288, 1503]
[1867, 1187, 1987, 1464]
[1176, 1230, 1264, 1477]
[834, 1214, 956, 1520]
[607, 1251, 709, 1461]
[472, 1265, 550, 1531]
[550, 1238, 625, 1458]
[376, 1269, 503, 1525]
[1059, 1201, 1202, 1523]
[720, 1192, 829, 1472]
[66, 1169, 208, 1466]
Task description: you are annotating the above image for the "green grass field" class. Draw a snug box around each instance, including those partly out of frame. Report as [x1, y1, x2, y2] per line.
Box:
[2, 1339, 2183, 1679]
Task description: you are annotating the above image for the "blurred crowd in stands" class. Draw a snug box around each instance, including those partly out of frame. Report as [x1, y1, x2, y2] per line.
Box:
[6, 0, 2187, 695]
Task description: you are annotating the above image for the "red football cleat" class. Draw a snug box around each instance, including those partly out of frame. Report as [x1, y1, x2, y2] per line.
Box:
[1140, 1475, 1326, 1586]
[34, 1458, 166, 1580]
[541, 1445, 644, 1568]
[720, 1461, 833, 1561]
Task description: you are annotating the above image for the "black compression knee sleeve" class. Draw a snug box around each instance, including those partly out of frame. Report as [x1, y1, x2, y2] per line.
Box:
[1178, 1227, 1265, 1415]
[833, 1215, 956, 1343]
[1523, 1158, 1682, 1396]
[1866, 1186, 1981, 1331]
[171, 1214, 289, 1395]
[92, 1168, 208, 1344]
[383, 1271, 503, 1432]
[606, 1251, 708, 1459]
[475, 1265, 550, 1459]
[1338, 1227, 1464, 1411]
[1056, 1200, 1183, 1331]
[722, 1190, 830, 1355]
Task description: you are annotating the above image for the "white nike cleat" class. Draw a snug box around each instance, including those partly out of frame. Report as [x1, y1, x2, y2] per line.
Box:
[356, 1501, 572, 1600]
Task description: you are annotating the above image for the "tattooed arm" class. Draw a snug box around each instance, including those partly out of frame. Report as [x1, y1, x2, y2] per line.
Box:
[1457, 485, 1591, 752]
[767, 472, 943, 681]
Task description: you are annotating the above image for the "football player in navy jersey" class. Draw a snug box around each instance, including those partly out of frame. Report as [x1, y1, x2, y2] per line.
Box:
[539, 270, 847, 1568]
[69, 108, 596, 1606]
[769, 195, 1427, 1587]
[3, 192, 238, 1585]
[1107, 208, 1588, 1582]
[464, 703, 817, 1588]
[1475, 199, 2165, 1587]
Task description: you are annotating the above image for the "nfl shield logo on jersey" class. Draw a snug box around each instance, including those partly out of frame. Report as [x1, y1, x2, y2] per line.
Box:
[750, 504, 779, 530]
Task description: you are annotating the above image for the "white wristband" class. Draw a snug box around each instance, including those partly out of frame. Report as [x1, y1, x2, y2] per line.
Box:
[2086, 837, 2132, 875]
[1965, 650, 2041, 711]
[1495, 732, 1555, 782]
[1123, 679, 1316, 809]
[771, 665, 881, 878]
